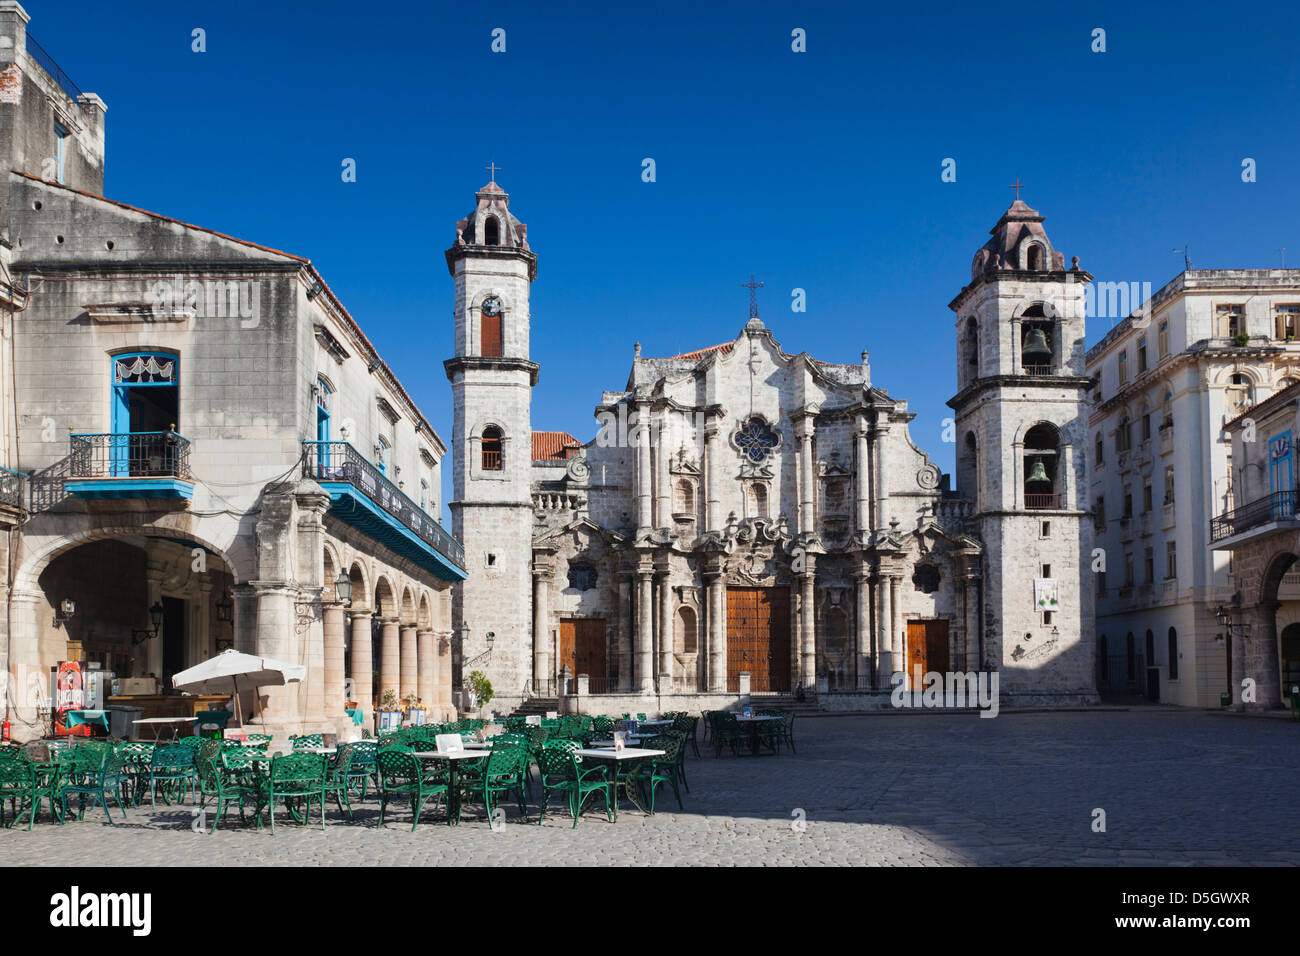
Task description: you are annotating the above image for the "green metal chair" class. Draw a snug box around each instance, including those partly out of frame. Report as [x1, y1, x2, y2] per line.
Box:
[376, 749, 447, 831]
[114, 742, 155, 806]
[0, 751, 63, 830]
[148, 743, 197, 808]
[536, 747, 610, 828]
[636, 735, 683, 813]
[289, 734, 324, 751]
[710, 711, 742, 757]
[672, 714, 701, 759]
[323, 743, 361, 822]
[591, 716, 614, 734]
[458, 743, 529, 824]
[258, 752, 327, 833]
[666, 730, 691, 792]
[345, 741, 379, 798]
[62, 748, 131, 824]
[195, 750, 259, 834]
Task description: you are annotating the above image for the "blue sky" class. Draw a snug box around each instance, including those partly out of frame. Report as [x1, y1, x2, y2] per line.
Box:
[34, 0, 1300, 515]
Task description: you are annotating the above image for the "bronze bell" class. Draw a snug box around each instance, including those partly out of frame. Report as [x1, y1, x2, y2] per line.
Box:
[1022, 327, 1052, 360]
[1026, 457, 1051, 484]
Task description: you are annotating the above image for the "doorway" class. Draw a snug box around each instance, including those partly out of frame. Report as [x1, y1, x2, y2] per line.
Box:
[906, 619, 950, 689]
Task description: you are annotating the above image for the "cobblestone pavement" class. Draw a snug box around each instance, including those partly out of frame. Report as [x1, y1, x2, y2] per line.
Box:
[1, 710, 1295, 866]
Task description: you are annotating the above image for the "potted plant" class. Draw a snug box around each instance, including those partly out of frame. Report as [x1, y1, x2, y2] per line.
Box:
[467, 669, 494, 720]
[1232, 332, 1250, 347]
[376, 690, 402, 731]
[404, 692, 427, 726]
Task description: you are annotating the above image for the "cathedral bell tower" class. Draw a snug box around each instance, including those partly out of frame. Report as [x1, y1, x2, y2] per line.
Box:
[443, 174, 538, 706]
[947, 194, 1097, 703]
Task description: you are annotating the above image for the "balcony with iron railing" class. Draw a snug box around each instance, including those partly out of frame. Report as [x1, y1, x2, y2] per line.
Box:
[1024, 493, 1061, 510]
[303, 441, 466, 582]
[0, 466, 25, 512]
[1210, 489, 1299, 546]
[62, 432, 194, 500]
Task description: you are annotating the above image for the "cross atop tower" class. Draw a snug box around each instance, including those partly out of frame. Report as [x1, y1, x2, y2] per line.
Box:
[742, 274, 764, 319]
[484, 161, 501, 184]
[1008, 177, 1026, 201]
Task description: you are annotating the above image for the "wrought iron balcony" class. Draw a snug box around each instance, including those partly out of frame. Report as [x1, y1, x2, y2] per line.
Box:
[303, 441, 466, 581]
[63, 432, 193, 500]
[0, 467, 25, 511]
[70, 431, 191, 479]
[1211, 489, 1298, 543]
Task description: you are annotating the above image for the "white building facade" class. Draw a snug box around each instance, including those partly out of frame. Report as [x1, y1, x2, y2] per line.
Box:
[1086, 269, 1300, 707]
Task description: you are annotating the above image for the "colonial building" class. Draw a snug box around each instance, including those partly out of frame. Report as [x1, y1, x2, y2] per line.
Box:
[447, 184, 1097, 712]
[1087, 269, 1300, 707]
[1213, 380, 1300, 710]
[0, 2, 465, 742]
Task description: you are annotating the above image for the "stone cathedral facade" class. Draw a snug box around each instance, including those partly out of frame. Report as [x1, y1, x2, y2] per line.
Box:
[445, 181, 1097, 712]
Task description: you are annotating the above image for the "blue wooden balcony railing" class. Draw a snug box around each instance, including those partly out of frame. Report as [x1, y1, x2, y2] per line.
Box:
[302, 441, 466, 575]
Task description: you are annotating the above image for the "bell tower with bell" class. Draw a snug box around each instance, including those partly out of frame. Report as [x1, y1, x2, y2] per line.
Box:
[947, 190, 1097, 702]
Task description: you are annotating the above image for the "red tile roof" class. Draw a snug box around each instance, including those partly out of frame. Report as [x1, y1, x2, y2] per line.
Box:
[533, 430, 583, 460]
[666, 342, 736, 361]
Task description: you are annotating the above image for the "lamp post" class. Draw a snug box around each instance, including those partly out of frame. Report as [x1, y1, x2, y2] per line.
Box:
[132, 601, 164, 646]
[53, 598, 76, 628]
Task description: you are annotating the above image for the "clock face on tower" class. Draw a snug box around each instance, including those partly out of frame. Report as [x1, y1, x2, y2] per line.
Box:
[481, 295, 503, 317]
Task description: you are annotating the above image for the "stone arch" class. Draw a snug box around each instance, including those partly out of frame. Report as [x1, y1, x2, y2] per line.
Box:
[13, 525, 244, 594]
[1259, 551, 1298, 607]
[374, 576, 397, 619]
[347, 561, 370, 612]
[322, 544, 340, 602]
[400, 585, 417, 625]
[417, 592, 433, 629]
[1023, 239, 1046, 271]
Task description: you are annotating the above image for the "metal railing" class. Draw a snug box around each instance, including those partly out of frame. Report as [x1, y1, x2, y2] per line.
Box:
[1021, 363, 1053, 376]
[69, 432, 191, 479]
[1210, 489, 1298, 542]
[0, 466, 25, 510]
[25, 33, 84, 103]
[302, 441, 465, 570]
[1024, 493, 1061, 510]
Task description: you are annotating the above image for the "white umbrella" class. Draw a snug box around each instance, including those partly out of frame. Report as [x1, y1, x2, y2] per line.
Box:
[172, 649, 307, 727]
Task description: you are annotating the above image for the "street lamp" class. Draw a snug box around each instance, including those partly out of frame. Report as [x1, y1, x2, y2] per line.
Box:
[53, 598, 76, 628]
[215, 593, 233, 623]
[132, 601, 164, 645]
[334, 569, 353, 606]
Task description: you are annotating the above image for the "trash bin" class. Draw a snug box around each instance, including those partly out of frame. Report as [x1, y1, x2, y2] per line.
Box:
[195, 710, 233, 739]
[106, 705, 143, 741]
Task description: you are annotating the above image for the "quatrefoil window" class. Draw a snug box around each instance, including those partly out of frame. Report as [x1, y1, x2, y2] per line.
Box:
[735, 417, 778, 463]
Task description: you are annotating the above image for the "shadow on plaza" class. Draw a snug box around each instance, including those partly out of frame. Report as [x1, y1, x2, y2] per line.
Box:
[14, 711, 1300, 864]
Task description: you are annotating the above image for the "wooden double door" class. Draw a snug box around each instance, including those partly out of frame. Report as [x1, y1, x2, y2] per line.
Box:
[906, 619, 950, 689]
[559, 618, 607, 681]
[726, 587, 791, 692]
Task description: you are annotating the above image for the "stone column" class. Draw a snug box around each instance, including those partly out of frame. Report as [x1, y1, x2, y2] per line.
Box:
[890, 574, 903, 678]
[252, 583, 297, 724]
[635, 401, 653, 534]
[795, 413, 816, 538]
[800, 559, 817, 688]
[349, 612, 373, 716]
[379, 618, 400, 704]
[1060, 442, 1074, 510]
[618, 574, 634, 691]
[197, 578, 213, 664]
[1010, 317, 1022, 374]
[6, 589, 42, 739]
[322, 605, 347, 719]
[655, 409, 672, 527]
[232, 585, 258, 655]
[705, 418, 721, 532]
[855, 416, 870, 535]
[436, 631, 454, 719]
[876, 573, 892, 682]
[964, 572, 981, 671]
[855, 567, 871, 688]
[399, 625, 418, 701]
[704, 563, 726, 692]
[873, 421, 891, 530]
[657, 565, 674, 684]
[532, 562, 552, 691]
[417, 628, 436, 711]
[635, 564, 654, 693]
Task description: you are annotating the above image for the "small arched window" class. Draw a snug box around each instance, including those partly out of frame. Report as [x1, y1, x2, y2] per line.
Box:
[1027, 244, 1044, 270]
[675, 605, 698, 655]
[964, 318, 979, 373]
[1227, 374, 1253, 414]
[481, 426, 503, 471]
[1023, 423, 1060, 509]
[674, 478, 695, 515]
[1167, 627, 1178, 680]
[484, 216, 500, 246]
[749, 483, 768, 518]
